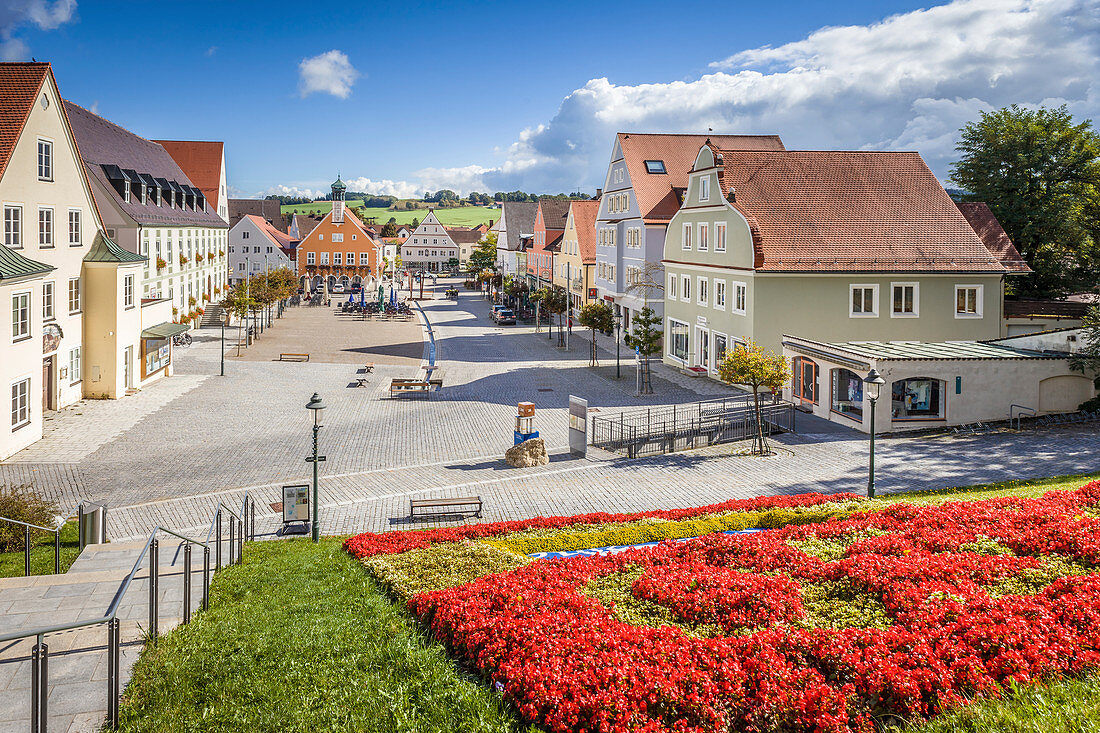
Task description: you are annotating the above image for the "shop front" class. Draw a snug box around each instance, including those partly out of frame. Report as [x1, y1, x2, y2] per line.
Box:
[140, 322, 188, 381]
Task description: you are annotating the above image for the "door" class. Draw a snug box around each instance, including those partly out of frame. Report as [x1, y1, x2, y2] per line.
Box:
[42, 356, 54, 411]
[695, 328, 709, 369]
[123, 346, 133, 389]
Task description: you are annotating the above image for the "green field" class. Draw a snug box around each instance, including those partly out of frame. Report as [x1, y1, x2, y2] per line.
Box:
[280, 202, 499, 228]
[0, 520, 79, 578]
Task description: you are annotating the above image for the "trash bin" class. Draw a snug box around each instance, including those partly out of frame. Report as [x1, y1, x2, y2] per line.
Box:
[78, 503, 107, 548]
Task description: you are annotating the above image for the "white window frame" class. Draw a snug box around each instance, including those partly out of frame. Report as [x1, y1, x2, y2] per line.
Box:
[697, 276, 708, 306]
[333, 252, 342, 265]
[667, 318, 690, 363]
[124, 274, 135, 309]
[68, 277, 81, 314]
[731, 281, 747, 316]
[698, 223, 709, 251]
[955, 284, 984, 318]
[69, 347, 81, 384]
[712, 331, 729, 373]
[320, 252, 329, 265]
[4, 205, 22, 248]
[38, 207, 53, 247]
[306, 252, 315, 265]
[37, 138, 53, 181]
[680, 274, 690, 302]
[68, 209, 81, 246]
[332, 233, 344, 243]
[682, 223, 691, 250]
[11, 377, 31, 430]
[716, 223, 726, 252]
[699, 175, 710, 202]
[12, 291, 30, 341]
[849, 284, 879, 318]
[713, 279, 725, 310]
[890, 281, 919, 318]
[42, 281, 54, 321]
[667, 273, 677, 299]
[695, 326, 709, 369]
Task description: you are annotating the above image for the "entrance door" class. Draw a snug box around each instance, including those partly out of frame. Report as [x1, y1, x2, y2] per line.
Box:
[695, 328, 709, 369]
[42, 356, 54, 411]
[123, 346, 133, 389]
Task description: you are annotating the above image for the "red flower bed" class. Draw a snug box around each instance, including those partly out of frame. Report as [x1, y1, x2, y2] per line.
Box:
[393, 481, 1100, 733]
[344, 491, 864, 558]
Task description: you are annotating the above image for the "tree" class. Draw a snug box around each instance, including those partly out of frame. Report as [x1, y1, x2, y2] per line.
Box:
[220, 282, 256, 356]
[411, 217, 420, 229]
[469, 232, 497, 273]
[578, 301, 613, 367]
[541, 287, 569, 346]
[950, 105, 1100, 297]
[715, 340, 791, 456]
[381, 222, 398, 237]
[629, 306, 662, 393]
[1070, 305, 1100, 410]
[626, 260, 666, 393]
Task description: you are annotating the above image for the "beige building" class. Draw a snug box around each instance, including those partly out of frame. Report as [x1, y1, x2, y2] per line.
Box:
[553, 199, 600, 312]
[781, 335, 1096, 433]
[64, 101, 229, 325]
[661, 143, 1028, 397]
[1, 63, 177, 460]
[400, 210, 458, 273]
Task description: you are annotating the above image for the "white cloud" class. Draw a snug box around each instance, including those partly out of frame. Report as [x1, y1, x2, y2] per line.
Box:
[341, 176, 423, 199]
[1, 0, 77, 59]
[205, 46, 216, 57]
[260, 184, 325, 200]
[460, 0, 1100, 191]
[298, 50, 359, 99]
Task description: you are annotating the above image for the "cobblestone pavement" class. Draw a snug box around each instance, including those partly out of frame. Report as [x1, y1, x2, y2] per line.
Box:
[3, 279, 1098, 541]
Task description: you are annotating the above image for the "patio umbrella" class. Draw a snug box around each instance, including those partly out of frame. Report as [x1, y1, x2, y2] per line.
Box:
[378, 285, 384, 308]
[347, 292, 354, 303]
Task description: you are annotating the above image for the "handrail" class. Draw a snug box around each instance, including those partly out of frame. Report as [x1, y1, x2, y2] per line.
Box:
[1, 491, 259, 731]
[0, 516, 56, 533]
[0, 499, 93, 577]
[1010, 404, 1037, 431]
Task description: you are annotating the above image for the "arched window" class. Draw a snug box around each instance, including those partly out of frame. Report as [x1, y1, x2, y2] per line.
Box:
[830, 369, 864, 420]
[792, 356, 819, 404]
[891, 377, 945, 420]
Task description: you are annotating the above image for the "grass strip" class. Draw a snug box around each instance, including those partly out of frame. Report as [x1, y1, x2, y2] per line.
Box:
[0, 520, 79, 578]
[115, 538, 532, 733]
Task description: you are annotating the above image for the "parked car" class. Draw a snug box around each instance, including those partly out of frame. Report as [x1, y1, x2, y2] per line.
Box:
[331, 284, 345, 294]
[496, 309, 516, 325]
[490, 304, 506, 320]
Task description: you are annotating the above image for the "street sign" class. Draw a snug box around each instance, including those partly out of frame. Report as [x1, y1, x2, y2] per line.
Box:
[281, 485, 310, 524]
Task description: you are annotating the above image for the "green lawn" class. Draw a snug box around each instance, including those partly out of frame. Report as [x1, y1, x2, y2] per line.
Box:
[116, 538, 532, 733]
[280, 202, 499, 228]
[0, 520, 79, 578]
[878, 471, 1100, 505]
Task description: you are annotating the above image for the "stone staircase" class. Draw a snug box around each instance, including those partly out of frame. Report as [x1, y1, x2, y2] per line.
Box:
[199, 304, 225, 328]
[0, 536, 227, 733]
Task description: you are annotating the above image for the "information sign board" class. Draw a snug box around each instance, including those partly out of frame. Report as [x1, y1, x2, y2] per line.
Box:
[282, 485, 310, 524]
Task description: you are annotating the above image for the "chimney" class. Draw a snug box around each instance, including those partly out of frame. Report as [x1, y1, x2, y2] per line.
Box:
[595, 188, 603, 199]
[727, 187, 736, 203]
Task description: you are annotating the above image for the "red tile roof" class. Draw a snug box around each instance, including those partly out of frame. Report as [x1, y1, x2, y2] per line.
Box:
[617, 133, 785, 223]
[244, 214, 296, 249]
[954, 201, 1030, 273]
[154, 140, 225, 213]
[569, 199, 600, 264]
[0, 63, 49, 181]
[715, 149, 1009, 273]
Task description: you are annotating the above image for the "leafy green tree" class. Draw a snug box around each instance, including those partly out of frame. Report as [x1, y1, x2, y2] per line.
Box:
[950, 105, 1100, 296]
[1070, 305, 1100, 410]
[469, 233, 497, 273]
[579, 301, 613, 367]
[630, 306, 662, 394]
[220, 282, 256, 356]
[715, 340, 791, 455]
[540, 287, 569, 346]
[381, 222, 398, 237]
[411, 218, 420, 229]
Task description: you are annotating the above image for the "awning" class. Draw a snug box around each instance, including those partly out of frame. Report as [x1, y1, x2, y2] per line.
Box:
[141, 322, 189, 339]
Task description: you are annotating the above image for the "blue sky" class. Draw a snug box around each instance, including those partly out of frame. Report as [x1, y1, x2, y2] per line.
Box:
[4, 0, 1098, 198]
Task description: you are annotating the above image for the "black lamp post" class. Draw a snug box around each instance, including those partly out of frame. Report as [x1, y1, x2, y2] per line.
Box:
[614, 309, 623, 379]
[305, 393, 326, 542]
[863, 368, 886, 498]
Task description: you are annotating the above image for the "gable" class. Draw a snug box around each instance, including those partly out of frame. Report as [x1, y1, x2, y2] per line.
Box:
[0, 63, 48, 181]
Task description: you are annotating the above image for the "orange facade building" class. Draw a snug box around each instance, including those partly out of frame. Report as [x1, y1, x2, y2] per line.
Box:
[295, 177, 381, 291]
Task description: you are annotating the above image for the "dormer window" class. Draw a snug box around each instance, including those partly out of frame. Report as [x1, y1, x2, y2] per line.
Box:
[644, 160, 666, 174]
[123, 180, 131, 203]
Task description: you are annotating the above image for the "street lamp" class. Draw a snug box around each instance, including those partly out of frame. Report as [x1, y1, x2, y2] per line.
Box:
[305, 393, 326, 542]
[863, 368, 886, 498]
[614, 309, 623, 379]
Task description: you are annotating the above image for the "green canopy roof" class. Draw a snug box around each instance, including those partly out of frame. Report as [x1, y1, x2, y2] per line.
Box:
[84, 231, 146, 263]
[141, 322, 189, 339]
[0, 244, 54, 283]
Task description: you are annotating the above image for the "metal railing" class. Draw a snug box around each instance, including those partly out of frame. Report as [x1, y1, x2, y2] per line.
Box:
[0, 501, 88, 577]
[590, 395, 797, 458]
[1010, 404, 1036, 431]
[0, 492, 259, 732]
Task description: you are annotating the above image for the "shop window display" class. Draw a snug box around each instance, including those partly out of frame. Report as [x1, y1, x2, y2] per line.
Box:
[891, 377, 944, 420]
[830, 369, 864, 420]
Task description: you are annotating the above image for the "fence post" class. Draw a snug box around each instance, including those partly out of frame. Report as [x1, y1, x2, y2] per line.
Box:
[30, 634, 47, 733]
[78, 503, 84, 551]
[238, 518, 244, 563]
[24, 525, 31, 577]
[183, 543, 192, 624]
[54, 528, 60, 575]
[107, 617, 120, 728]
[148, 538, 159, 645]
[202, 545, 210, 611]
[249, 499, 255, 541]
[228, 519, 235, 565]
[215, 510, 222, 570]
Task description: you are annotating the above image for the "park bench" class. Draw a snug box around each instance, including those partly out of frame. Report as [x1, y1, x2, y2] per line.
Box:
[362, 363, 375, 373]
[279, 353, 310, 362]
[410, 495, 482, 519]
[390, 378, 431, 398]
[427, 369, 445, 389]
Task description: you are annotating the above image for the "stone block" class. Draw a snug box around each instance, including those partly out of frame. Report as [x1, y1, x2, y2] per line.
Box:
[505, 438, 548, 468]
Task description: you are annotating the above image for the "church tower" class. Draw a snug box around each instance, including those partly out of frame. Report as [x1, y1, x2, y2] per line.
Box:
[331, 175, 347, 224]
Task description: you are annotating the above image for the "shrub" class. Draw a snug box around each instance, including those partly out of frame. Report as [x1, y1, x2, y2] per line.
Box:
[0, 486, 56, 551]
[364, 541, 530, 602]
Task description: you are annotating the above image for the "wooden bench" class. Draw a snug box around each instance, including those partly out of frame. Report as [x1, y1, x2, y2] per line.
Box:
[362, 362, 375, 373]
[427, 369, 445, 389]
[279, 353, 310, 362]
[411, 496, 482, 519]
[354, 377, 370, 388]
[390, 378, 431, 398]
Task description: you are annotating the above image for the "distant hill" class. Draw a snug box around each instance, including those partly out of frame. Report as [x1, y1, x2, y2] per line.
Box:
[281, 201, 499, 228]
